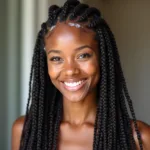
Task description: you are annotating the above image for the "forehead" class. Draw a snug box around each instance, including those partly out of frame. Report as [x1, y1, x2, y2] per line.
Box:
[44, 22, 98, 50]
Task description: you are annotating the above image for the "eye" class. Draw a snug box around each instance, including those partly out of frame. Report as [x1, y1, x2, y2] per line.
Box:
[78, 53, 92, 59]
[49, 56, 63, 63]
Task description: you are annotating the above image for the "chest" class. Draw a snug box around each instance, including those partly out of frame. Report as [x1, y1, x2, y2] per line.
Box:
[58, 124, 94, 150]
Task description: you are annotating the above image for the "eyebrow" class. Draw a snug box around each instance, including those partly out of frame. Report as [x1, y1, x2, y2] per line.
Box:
[47, 45, 93, 55]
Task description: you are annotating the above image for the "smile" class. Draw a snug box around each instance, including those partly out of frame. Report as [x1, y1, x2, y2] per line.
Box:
[62, 79, 86, 91]
[64, 80, 84, 87]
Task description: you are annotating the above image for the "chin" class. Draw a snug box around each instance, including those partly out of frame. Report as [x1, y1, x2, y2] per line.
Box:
[63, 94, 87, 103]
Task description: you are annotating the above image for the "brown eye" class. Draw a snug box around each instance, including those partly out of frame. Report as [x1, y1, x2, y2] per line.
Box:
[50, 56, 63, 63]
[78, 53, 92, 59]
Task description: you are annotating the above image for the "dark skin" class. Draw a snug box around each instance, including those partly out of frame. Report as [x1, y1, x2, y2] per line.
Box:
[12, 22, 150, 150]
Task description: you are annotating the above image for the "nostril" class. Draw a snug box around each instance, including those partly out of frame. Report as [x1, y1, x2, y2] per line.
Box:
[65, 68, 80, 76]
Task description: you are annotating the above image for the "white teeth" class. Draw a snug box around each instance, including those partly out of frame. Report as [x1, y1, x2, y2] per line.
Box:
[64, 80, 84, 87]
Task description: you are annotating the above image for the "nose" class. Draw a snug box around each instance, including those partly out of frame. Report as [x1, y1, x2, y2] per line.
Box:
[63, 60, 80, 76]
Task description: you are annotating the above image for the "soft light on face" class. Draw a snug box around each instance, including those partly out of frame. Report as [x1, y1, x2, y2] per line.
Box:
[45, 22, 100, 102]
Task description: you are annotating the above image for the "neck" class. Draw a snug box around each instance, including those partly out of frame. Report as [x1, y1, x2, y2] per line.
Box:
[62, 92, 97, 125]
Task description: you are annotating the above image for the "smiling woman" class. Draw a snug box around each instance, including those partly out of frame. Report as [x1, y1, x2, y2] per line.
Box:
[11, 0, 150, 150]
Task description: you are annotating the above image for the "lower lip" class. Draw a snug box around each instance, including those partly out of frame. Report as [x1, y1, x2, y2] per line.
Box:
[61, 80, 87, 92]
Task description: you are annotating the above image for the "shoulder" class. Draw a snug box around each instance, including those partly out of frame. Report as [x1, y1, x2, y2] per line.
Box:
[11, 116, 25, 150]
[131, 120, 150, 149]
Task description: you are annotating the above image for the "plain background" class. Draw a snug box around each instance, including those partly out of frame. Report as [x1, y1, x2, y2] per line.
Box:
[0, 0, 149, 149]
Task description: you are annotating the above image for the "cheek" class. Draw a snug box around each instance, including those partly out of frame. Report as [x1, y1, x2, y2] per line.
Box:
[81, 59, 100, 78]
[47, 64, 60, 80]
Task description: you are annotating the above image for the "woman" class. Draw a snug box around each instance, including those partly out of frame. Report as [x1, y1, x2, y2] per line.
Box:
[12, 0, 150, 150]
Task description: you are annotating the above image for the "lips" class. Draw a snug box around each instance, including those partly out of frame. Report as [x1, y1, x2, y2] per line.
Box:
[61, 79, 87, 91]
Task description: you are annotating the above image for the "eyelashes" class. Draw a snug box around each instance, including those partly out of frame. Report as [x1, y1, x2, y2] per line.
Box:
[77, 53, 92, 59]
[50, 56, 63, 62]
[49, 53, 93, 63]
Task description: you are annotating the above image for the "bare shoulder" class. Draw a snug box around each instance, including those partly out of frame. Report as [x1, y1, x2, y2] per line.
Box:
[131, 120, 150, 149]
[12, 116, 25, 150]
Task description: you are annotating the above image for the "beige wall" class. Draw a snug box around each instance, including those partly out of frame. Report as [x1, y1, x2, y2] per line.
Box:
[84, 0, 150, 124]
[48, 0, 67, 6]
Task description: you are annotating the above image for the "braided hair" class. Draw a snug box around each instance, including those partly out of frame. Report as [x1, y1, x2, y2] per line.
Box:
[20, 0, 143, 149]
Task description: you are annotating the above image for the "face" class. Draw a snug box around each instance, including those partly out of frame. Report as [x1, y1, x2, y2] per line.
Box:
[45, 22, 100, 102]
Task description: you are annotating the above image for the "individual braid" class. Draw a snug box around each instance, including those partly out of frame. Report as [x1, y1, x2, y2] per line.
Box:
[36, 36, 46, 149]
[96, 28, 108, 150]
[47, 88, 57, 150]
[20, 0, 143, 149]
[52, 98, 62, 150]
[59, 0, 80, 22]
[103, 27, 116, 150]
[69, 3, 89, 20]
[77, 7, 101, 22]
[27, 31, 42, 150]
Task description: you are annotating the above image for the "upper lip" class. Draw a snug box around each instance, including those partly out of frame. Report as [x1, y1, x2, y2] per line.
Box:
[60, 78, 87, 83]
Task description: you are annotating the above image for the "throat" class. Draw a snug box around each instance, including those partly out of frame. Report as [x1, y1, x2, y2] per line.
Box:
[62, 89, 97, 125]
[62, 101, 97, 125]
